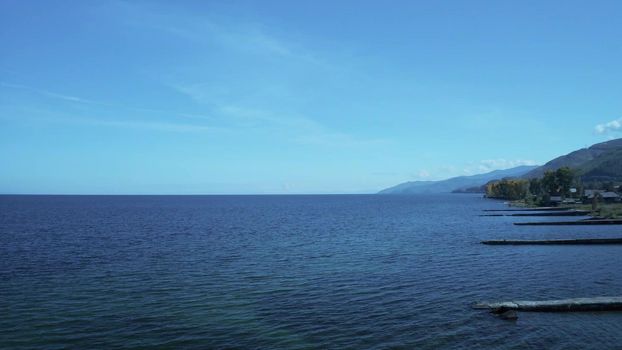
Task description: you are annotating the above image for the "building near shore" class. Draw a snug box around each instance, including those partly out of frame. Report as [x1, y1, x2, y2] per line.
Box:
[583, 190, 622, 203]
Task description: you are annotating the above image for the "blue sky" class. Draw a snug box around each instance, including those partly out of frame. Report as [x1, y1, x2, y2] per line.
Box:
[1, 0, 621, 194]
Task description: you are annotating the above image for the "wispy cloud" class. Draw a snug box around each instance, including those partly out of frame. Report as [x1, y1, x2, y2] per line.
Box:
[214, 103, 388, 148]
[409, 170, 431, 179]
[222, 105, 388, 147]
[74, 117, 217, 133]
[15, 113, 222, 134]
[0, 80, 220, 133]
[214, 28, 321, 65]
[115, 2, 322, 65]
[1, 81, 216, 123]
[595, 118, 622, 135]
[464, 159, 538, 175]
[217, 105, 315, 129]
[404, 159, 537, 182]
[3, 79, 381, 146]
[172, 83, 230, 107]
[0, 81, 98, 104]
[170, 80, 388, 147]
[294, 130, 388, 148]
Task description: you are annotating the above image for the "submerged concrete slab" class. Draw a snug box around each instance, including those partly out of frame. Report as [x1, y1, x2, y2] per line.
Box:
[474, 297, 622, 312]
[481, 238, 622, 245]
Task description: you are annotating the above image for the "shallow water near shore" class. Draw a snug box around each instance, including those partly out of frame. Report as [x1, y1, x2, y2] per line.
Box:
[2, 194, 622, 349]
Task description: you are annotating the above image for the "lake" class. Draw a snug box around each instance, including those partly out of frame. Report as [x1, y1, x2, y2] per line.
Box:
[2, 194, 622, 349]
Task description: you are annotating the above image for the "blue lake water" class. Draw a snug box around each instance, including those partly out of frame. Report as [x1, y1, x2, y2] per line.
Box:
[2, 194, 622, 349]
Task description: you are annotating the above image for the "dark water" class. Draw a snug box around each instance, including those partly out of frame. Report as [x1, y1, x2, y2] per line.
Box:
[2, 194, 622, 349]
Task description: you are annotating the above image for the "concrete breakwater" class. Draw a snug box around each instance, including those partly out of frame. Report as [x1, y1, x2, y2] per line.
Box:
[514, 219, 622, 226]
[480, 210, 591, 217]
[482, 238, 622, 245]
[474, 297, 622, 313]
[482, 207, 572, 212]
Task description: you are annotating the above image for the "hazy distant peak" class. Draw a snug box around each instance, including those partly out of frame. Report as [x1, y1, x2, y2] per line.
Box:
[378, 165, 538, 194]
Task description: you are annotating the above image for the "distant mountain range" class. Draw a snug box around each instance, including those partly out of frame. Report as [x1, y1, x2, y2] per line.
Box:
[378, 165, 538, 194]
[379, 138, 622, 195]
[522, 138, 622, 182]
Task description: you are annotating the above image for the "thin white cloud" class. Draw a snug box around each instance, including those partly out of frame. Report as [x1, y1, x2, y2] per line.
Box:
[293, 131, 388, 148]
[169, 81, 388, 148]
[215, 103, 389, 148]
[113, 2, 322, 65]
[78, 117, 216, 133]
[463, 159, 538, 175]
[217, 105, 316, 130]
[1, 81, 216, 123]
[3, 79, 382, 146]
[400, 160, 537, 182]
[27, 114, 222, 133]
[415, 170, 431, 179]
[595, 118, 622, 134]
[0, 81, 98, 104]
[172, 83, 230, 106]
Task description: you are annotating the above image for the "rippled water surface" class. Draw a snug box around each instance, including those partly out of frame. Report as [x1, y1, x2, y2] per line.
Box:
[2, 194, 622, 349]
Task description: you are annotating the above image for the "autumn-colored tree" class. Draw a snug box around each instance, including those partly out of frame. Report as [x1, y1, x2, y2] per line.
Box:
[486, 179, 529, 200]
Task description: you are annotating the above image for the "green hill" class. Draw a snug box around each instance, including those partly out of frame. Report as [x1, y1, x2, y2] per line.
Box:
[576, 147, 622, 182]
[523, 138, 622, 181]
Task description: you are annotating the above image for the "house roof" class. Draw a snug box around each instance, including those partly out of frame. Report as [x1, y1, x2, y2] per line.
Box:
[584, 190, 621, 199]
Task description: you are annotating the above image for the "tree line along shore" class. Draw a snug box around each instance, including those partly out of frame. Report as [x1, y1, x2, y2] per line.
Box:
[485, 167, 622, 219]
